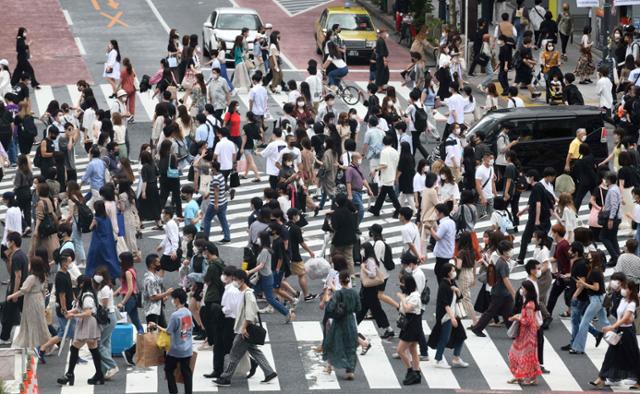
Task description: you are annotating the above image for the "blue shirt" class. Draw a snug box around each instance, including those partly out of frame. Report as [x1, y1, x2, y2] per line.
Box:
[195, 123, 215, 149]
[82, 158, 106, 191]
[183, 200, 200, 231]
[167, 307, 193, 358]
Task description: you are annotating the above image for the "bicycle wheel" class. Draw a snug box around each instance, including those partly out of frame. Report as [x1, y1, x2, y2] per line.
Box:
[341, 85, 360, 106]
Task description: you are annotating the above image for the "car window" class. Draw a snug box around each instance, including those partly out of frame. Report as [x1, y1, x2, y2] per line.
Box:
[327, 14, 373, 31]
[467, 113, 505, 138]
[533, 118, 575, 140]
[320, 10, 328, 27]
[507, 120, 535, 142]
[215, 14, 261, 30]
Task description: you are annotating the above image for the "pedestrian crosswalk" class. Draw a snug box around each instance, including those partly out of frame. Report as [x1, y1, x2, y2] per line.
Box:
[29, 317, 637, 393]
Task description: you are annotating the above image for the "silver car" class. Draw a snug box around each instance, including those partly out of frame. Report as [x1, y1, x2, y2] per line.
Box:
[202, 7, 264, 61]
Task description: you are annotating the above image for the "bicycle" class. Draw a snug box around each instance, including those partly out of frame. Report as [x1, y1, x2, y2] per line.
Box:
[321, 70, 360, 106]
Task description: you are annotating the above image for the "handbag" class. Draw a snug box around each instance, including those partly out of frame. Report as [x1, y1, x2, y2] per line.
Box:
[230, 171, 240, 188]
[360, 264, 384, 288]
[589, 188, 605, 228]
[603, 330, 621, 346]
[167, 160, 180, 179]
[249, 272, 260, 286]
[244, 294, 267, 345]
[507, 319, 520, 339]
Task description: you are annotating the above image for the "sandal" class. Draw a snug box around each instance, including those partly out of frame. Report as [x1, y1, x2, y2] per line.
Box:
[252, 178, 262, 183]
[589, 380, 605, 389]
[360, 343, 372, 356]
[522, 379, 538, 386]
[560, 311, 571, 318]
[507, 378, 521, 384]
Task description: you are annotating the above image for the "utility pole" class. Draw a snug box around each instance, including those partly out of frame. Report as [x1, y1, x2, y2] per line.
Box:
[602, 0, 611, 58]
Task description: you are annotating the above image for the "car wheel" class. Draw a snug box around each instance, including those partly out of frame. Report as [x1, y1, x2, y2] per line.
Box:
[202, 33, 210, 58]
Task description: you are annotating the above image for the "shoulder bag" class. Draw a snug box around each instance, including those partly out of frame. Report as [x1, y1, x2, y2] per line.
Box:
[244, 292, 267, 345]
[360, 263, 384, 288]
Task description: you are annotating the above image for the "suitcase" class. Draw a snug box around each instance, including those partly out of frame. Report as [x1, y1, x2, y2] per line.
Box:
[111, 323, 135, 356]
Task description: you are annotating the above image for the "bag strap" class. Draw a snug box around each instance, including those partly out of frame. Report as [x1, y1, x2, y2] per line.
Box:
[482, 168, 492, 189]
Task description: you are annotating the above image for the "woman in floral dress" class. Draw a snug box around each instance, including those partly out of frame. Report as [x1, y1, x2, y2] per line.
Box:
[574, 25, 595, 84]
[508, 280, 542, 386]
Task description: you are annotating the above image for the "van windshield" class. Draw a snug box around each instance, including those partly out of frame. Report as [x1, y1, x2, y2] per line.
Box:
[467, 113, 506, 137]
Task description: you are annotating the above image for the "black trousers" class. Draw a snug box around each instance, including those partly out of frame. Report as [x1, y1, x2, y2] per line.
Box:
[16, 192, 31, 229]
[434, 257, 451, 283]
[599, 219, 621, 265]
[200, 302, 223, 346]
[537, 328, 544, 365]
[559, 33, 570, 55]
[268, 175, 279, 190]
[474, 295, 514, 332]
[507, 192, 520, 227]
[498, 62, 509, 93]
[0, 298, 21, 340]
[546, 277, 570, 316]
[165, 355, 192, 394]
[356, 286, 390, 329]
[573, 183, 592, 209]
[370, 185, 401, 215]
[159, 177, 182, 217]
[213, 317, 235, 375]
[411, 130, 429, 159]
[11, 60, 39, 87]
[517, 219, 550, 262]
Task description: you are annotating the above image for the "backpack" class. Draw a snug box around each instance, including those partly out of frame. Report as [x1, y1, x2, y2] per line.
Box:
[74, 198, 94, 233]
[379, 241, 395, 271]
[82, 292, 110, 325]
[139, 74, 151, 93]
[512, 50, 522, 69]
[22, 115, 38, 138]
[496, 210, 516, 234]
[38, 200, 57, 238]
[413, 104, 428, 133]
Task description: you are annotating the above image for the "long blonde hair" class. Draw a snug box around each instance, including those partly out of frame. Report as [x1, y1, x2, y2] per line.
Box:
[557, 192, 576, 214]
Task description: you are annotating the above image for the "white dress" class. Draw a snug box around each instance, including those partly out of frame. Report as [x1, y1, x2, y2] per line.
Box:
[103, 49, 121, 79]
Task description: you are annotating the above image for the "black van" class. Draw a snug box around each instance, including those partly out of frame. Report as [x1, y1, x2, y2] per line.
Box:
[467, 106, 609, 173]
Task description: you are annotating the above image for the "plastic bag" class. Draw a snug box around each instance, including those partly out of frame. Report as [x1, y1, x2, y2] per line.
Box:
[304, 257, 331, 280]
[157, 330, 171, 352]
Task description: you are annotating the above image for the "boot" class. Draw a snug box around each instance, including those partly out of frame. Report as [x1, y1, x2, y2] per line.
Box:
[87, 348, 105, 385]
[57, 345, 78, 385]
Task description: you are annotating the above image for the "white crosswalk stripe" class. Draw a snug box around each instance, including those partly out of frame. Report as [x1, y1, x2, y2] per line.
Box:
[31, 316, 622, 393]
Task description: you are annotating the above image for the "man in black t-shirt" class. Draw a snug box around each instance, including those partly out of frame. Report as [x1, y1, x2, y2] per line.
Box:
[517, 169, 552, 263]
[39, 249, 76, 356]
[0, 232, 28, 343]
[286, 208, 317, 302]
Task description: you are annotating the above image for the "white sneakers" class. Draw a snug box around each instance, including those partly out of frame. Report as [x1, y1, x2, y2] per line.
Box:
[435, 359, 451, 369]
[452, 358, 469, 368]
[105, 366, 119, 380]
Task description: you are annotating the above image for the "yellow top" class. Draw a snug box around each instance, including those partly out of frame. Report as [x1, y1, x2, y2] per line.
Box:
[568, 137, 582, 160]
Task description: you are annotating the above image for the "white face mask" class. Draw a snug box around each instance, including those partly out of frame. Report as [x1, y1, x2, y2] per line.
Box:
[350, 114, 357, 120]
[610, 280, 621, 290]
[355, 159, 362, 165]
[232, 281, 241, 289]
[297, 101, 304, 107]
[440, 174, 446, 180]
[580, 135, 587, 142]
[453, 128, 460, 135]
[212, 74, 220, 80]
[93, 275, 104, 284]
[220, 274, 228, 283]
[488, 159, 495, 166]
[449, 271, 457, 280]
[621, 288, 629, 298]
[285, 161, 293, 167]
[535, 269, 542, 278]
[519, 288, 525, 297]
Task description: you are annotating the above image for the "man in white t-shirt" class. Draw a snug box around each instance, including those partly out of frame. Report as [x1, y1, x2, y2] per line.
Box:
[276, 134, 302, 171]
[259, 128, 286, 189]
[507, 86, 525, 108]
[305, 61, 323, 112]
[444, 86, 466, 138]
[213, 128, 238, 199]
[399, 207, 422, 261]
[444, 124, 463, 180]
[368, 135, 401, 218]
[475, 152, 497, 217]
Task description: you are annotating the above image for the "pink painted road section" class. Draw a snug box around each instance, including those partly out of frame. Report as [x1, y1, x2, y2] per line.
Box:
[0, 0, 92, 85]
[234, 0, 409, 79]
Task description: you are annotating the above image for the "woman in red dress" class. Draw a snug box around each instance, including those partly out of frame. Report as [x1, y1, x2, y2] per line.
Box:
[508, 280, 542, 386]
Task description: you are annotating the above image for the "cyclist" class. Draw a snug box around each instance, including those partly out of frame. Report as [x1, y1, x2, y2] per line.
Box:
[322, 41, 348, 88]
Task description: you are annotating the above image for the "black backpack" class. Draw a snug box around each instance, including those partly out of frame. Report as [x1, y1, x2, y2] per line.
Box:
[413, 104, 428, 133]
[420, 281, 430, 305]
[438, 137, 457, 162]
[74, 198, 94, 233]
[379, 241, 395, 271]
[38, 200, 57, 238]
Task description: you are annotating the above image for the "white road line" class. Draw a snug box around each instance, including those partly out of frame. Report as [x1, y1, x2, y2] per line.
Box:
[541, 335, 582, 391]
[99, 84, 117, 110]
[125, 366, 159, 393]
[420, 321, 461, 389]
[63, 9, 73, 25]
[142, 0, 170, 34]
[292, 321, 340, 390]
[192, 347, 217, 392]
[464, 328, 522, 391]
[60, 349, 95, 394]
[136, 89, 158, 123]
[357, 320, 401, 389]
[33, 85, 55, 117]
[74, 37, 86, 56]
[66, 85, 82, 108]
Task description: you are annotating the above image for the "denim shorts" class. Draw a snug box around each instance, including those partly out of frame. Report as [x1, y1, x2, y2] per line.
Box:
[56, 315, 76, 339]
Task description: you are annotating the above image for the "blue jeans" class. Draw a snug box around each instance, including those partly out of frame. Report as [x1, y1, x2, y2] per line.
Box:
[319, 192, 333, 210]
[254, 274, 289, 317]
[124, 296, 144, 334]
[328, 66, 348, 87]
[435, 320, 463, 361]
[571, 295, 610, 352]
[635, 225, 640, 255]
[569, 298, 588, 345]
[481, 61, 494, 89]
[72, 220, 86, 263]
[203, 203, 230, 240]
[7, 139, 16, 165]
[351, 191, 364, 224]
[99, 311, 117, 373]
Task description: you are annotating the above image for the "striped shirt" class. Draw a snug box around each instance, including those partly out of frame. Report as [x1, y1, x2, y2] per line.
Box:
[209, 173, 227, 206]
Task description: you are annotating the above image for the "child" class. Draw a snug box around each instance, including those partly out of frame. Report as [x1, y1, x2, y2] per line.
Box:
[549, 75, 564, 105]
[490, 196, 516, 235]
[112, 112, 127, 158]
[554, 192, 578, 242]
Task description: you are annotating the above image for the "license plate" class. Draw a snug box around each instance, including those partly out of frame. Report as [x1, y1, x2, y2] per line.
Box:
[348, 50, 359, 56]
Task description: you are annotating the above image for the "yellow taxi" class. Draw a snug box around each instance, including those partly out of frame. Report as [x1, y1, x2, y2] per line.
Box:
[314, 5, 377, 62]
